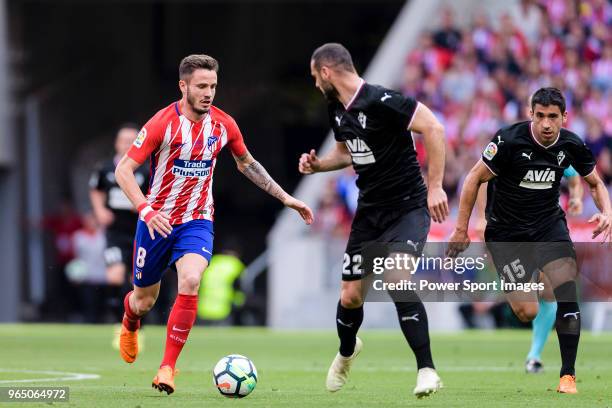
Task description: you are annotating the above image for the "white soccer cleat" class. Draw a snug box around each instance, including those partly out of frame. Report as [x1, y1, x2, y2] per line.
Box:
[325, 337, 363, 392]
[413, 367, 442, 398]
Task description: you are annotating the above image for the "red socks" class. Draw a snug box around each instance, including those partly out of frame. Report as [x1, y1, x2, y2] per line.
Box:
[122, 291, 198, 369]
[161, 294, 198, 369]
[122, 291, 141, 332]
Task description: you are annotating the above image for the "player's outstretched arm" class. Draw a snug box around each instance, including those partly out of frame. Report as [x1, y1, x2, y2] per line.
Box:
[409, 103, 449, 223]
[583, 170, 612, 242]
[234, 151, 314, 225]
[298, 142, 352, 174]
[115, 155, 172, 239]
[447, 161, 496, 257]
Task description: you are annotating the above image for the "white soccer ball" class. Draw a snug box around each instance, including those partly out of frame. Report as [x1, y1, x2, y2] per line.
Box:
[212, 354, 258, 398]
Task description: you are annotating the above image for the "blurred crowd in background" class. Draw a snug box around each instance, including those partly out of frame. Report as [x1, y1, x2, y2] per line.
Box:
[314, 0, 612, 240]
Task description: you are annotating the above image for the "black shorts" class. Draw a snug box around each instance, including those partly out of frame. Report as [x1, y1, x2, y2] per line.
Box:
[343, 206, 430, 281]
[485, 218, 576, 290]
[104, 230, 134, 268]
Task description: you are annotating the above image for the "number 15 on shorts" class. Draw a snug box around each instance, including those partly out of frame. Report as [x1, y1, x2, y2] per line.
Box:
[502, 258, 525, 283]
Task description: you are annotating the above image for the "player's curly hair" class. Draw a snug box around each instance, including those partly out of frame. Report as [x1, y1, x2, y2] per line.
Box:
[311, 43, 356, 73]
[179, 54, 219, 79]
[531, 87, 566, 113]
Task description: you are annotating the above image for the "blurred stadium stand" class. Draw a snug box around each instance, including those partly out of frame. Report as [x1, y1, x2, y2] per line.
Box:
[268, 0, 612, 329]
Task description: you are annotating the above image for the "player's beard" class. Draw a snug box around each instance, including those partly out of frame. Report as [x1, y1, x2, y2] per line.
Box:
[321, 81, 339, 101]
[186, 88, 209, 115]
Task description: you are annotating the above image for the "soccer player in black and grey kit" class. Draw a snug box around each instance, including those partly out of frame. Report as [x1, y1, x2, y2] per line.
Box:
[448, 88, 612, 394]
[299, 43, 448, 398]
[89, 124, 149, 318]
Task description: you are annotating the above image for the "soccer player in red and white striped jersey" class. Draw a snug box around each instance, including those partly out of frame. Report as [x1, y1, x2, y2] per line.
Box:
[114, 54, 313, 395]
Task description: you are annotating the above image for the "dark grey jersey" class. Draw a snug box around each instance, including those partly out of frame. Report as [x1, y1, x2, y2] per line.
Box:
[327, 82, 427, 210]
[89, 158, 149, 235]
[483, 121, 596, 230]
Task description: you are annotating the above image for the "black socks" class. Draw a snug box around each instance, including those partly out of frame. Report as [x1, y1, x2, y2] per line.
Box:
[395, 300, 434, 369]
[554, 281, 580, 377]
[336, 301, 364, 357]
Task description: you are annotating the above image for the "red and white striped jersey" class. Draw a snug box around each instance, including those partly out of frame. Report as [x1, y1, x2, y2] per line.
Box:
[127, 101, 247, 225]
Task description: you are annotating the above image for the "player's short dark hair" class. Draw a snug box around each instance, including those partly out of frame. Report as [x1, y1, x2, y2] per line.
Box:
[311, 43, 356, 73]
[179, 54, 219, 79]
[531, 87, 566, 113]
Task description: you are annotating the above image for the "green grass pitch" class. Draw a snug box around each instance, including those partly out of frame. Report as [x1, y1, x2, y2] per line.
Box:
[0, 324, 611, 407]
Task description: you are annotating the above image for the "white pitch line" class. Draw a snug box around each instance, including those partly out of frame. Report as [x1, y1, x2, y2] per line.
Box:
[273, 365, 520, 373]
[0, 369, 100, 384]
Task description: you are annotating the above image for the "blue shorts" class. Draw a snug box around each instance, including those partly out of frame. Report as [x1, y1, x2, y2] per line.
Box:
[132, 219, 214, 287]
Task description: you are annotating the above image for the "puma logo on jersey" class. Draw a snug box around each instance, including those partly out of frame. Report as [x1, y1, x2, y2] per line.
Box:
[358, 111, 367, 129]
[519, 168, 556, 189]
[380, 92, 392, 102]
[345, 138, 375, 165]
[522, 152, 532, 160]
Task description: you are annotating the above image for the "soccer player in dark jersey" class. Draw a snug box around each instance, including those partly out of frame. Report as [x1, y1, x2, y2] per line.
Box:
[448, 87, 612, 394]
[89, 125, 149, 316]
[90, 125, 149, 281]
[299, 43, 449, 398]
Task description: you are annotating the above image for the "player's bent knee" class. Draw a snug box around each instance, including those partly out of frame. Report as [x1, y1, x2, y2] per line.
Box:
[340, 290, 363, 309]
[179, 274, 201, 295]
[134, 296, 157, 315]
[512, 304, 538, 322]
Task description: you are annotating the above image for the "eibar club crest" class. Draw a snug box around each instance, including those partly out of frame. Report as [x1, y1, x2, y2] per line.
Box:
[358, 111, 367, 129]
[557, 150, 566, 166]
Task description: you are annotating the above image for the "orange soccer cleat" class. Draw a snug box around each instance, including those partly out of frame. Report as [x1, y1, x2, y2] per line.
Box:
[119, 324, 139, 363]
[557, 375, 578, 394]
[152, 365, 178, 395]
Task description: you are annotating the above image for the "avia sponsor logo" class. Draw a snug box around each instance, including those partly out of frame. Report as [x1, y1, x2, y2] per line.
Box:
[519, 168, 556, 189]
[345, 138, 375, 165]
[172, 159, 213, 178]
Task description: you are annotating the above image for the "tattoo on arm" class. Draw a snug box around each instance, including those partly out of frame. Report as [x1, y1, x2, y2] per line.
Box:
[241, 160, 289, 203]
